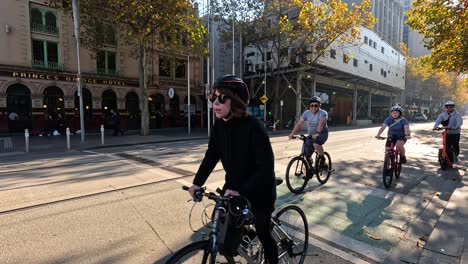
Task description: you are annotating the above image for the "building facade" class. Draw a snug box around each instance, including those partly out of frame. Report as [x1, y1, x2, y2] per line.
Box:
[0, 0, 205, 134]
[341, 0, 405, 49]
[243, 26, 406, 126]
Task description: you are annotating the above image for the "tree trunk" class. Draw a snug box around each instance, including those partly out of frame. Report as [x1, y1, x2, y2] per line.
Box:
[139, 42, 150, 136]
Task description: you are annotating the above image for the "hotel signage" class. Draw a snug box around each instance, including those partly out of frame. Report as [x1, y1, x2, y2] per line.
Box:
[0, 70, 139, 87]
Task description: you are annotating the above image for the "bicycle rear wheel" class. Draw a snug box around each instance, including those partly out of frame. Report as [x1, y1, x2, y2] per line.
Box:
[166, 241, 236, 264]
[273, 205, 309, 264]
[315, 152, 332, 184]
[383, 154, 394, 188]
[285, 156, 309, 194]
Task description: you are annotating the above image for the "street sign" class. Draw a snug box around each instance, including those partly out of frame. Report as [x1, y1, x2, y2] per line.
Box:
[259, 105, 265, 110]
[260, 95, 268, 104]
[168, 87, 175, 99]
[280, 100, 284, 106]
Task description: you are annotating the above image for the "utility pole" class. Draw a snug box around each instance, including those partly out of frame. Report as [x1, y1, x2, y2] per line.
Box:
[72, 0, 85, 143]
[206, 0, 211, 136]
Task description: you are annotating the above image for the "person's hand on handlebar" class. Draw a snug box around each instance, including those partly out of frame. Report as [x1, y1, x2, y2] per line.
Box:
[224, 189, 240, 197]
[288, 133, 294, 139]
[187, 184, 201, 199]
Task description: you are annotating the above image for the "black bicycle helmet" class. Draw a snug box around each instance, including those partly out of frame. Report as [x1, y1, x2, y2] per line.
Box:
[308, 96, 322, 104]
[213, 75, 250, 104]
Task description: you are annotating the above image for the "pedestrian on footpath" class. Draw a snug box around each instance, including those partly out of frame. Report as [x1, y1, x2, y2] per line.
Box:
[110, 109, 124, 136]
[433, 101, 463, 162]
[186, 75, 278, 263]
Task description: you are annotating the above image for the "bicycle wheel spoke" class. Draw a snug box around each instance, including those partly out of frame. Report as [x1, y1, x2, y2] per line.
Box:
[274, 205, 309, 264]
[286, 157, 309, 194]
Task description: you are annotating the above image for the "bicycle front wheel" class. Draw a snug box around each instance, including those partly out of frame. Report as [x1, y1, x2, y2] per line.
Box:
[315, 152, 332, 184]
[166, 241, 236, 264]
[273, 205, 309, 264]
[395, 156, 402, 179]
[383, 154, 394, 188]
[285, 156, 309, 194]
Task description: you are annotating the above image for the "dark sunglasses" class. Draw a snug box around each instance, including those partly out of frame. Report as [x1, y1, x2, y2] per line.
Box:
[210, 93, 229, 104]
[445, 106, 454, 108]
[310, 104, 320, 108]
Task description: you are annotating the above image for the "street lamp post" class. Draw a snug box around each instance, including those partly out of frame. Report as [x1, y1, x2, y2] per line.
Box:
[72, 0, 85, 143]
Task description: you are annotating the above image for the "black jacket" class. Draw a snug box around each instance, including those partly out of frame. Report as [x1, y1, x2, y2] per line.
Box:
[193, 115, 276, 209]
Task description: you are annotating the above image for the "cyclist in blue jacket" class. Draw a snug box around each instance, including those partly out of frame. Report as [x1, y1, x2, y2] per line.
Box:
[375, 105, 412, 163]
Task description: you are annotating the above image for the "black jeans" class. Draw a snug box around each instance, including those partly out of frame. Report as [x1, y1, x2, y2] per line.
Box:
[254, 207, 278, 264]
[446, 133, 461, 157]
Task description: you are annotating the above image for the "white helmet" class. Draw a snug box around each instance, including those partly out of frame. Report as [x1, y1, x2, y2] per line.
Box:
[444, 101, 455, 107]
[390, 105, 404, 114]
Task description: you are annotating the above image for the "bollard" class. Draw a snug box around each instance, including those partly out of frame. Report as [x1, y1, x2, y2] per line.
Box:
[101, 125, 105, 145]
[66, 127, 71, 150]
[25, 129, 30, 153]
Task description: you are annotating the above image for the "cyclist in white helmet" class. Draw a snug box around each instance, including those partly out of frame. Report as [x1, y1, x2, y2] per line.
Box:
[375, 105, 412, 163]
[433, 101, 463, 162]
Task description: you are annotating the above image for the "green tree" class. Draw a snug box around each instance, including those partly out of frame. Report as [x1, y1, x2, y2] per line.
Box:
[406, 0, 468, 73]
[401, 43, 468, 109]
[62, 0, 206, 135]
[212, 0, 376, 119]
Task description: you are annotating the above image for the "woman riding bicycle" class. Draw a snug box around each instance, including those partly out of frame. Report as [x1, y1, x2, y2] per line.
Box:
[187, 75, 278, 263]
[375, 105, 411, 163]
[288, 96, 329, 163]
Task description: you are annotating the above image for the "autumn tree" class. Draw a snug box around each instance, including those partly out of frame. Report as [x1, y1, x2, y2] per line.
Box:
[401, 44, 468, 111]
[61, 0, 206, 135]
[406, 0, 468, 73]
[212, 0, 376, 119]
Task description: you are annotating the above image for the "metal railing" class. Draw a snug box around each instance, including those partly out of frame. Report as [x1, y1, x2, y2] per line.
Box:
[31, 60, 64, 71]
[31, 23, 59, 35]
[97, 68, 119, 76]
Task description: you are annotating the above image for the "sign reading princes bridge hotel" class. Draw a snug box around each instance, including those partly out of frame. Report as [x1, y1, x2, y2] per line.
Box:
[0, 70, 140, 88]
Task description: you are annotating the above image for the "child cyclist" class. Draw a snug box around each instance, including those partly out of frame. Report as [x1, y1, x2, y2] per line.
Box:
[375, 105, 411, 163]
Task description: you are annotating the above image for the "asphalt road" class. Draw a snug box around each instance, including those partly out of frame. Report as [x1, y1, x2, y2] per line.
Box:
[0, 122, 466, 263]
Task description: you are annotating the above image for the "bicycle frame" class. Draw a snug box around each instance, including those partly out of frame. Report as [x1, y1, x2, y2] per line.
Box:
[441, 130, 453, 167]
[385, 139, 400, 171]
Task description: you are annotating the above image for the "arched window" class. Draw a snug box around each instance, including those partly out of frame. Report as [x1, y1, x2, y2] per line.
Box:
[43, 86, 64, 118]
[149, 94, 165, 129]
[6, 84, 32, 132]
[31, 8, 42, 26]
[45, 11, 56, 28]
[126, 91, 140, 129]
[74, 88, 93, 120]
[102, 90, 117, 113]
[169, 94, 180, 126]
[7, 84, 32, 120]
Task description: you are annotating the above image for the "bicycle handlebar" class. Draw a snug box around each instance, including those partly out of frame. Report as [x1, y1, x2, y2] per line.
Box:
[434, 127, 456, 131]
[290, 134, 307, 140]
[182, 185, 231, 203]
[377, 136, 387, 140]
